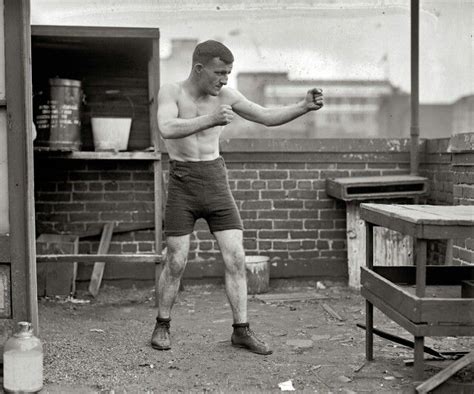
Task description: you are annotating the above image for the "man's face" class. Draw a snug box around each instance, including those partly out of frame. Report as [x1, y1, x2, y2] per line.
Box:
[198, 57, 233, 96]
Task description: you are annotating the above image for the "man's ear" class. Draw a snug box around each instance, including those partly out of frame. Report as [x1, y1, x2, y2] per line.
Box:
[193, 64, 204, 74]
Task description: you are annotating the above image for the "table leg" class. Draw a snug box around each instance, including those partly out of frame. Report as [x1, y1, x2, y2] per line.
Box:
[414, 336, 425, 381]
[414, 239, 427, 381]
[366, 300, 373, 361]
[365, 222, 374, 361]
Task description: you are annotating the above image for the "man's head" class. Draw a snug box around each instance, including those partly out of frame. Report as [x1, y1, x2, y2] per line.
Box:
[191, 40, 234, 96]
[192, 40, 234, 66]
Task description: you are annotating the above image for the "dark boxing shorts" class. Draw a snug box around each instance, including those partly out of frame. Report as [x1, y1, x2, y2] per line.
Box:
[164, 156, 243, 237]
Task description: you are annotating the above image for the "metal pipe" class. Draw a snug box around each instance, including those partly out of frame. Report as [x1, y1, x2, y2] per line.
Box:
[410, 0, 420, 175]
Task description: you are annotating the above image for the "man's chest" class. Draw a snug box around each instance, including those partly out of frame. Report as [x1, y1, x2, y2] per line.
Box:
[177, 95, 226, 118]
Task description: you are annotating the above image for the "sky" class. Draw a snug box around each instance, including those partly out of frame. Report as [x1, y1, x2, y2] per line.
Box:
[31, 0, 473, 104]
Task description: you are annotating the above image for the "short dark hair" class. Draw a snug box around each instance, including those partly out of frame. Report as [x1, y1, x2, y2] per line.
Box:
[192, 40, 234, 66]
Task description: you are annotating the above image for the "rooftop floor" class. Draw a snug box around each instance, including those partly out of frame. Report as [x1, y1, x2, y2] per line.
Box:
[31, 281, 474, 393]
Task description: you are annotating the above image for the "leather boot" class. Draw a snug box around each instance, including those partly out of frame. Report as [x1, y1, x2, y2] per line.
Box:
[151, 317, 171, 350]
[231, 323, 272, 355]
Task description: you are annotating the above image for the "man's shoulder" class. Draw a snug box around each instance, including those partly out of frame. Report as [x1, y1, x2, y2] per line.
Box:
[219, 86, 243, 103]
[159, 82, 182, 96]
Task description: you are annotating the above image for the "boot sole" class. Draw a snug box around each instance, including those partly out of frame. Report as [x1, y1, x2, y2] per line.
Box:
[151, 343, 171, 351]
[232, 343, 273, 355]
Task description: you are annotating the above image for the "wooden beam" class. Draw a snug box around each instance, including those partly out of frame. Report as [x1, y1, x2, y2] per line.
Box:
[31, 25, 160, 39]
[5, 0, 38, 332]
[88, 223, 115, 297]
[416, 352, 474, 394]
[36, 254, 162, 264]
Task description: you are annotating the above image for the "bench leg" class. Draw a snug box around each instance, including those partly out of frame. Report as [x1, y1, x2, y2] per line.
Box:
[414, 336, 425, 381]
[366, 300, 374, 361]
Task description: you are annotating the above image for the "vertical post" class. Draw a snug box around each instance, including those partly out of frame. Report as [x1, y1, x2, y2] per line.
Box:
[365, 222, 374, 361]
[148, 35, 162, 306]
[414, 238, 427, 381]
[4, 0, 38, 333]
[410, 0, 420, 175]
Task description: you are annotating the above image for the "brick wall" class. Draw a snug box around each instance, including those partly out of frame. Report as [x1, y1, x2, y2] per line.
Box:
[182, 138, 412, 280]
[449, 133, 474, 265]
[34, 135, 473, 287]
[34, 158, 156, 285]
[420, 134, 474, 265]
[420, 138, 453, 264]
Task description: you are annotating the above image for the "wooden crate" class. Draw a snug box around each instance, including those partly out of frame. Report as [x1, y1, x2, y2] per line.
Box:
[36, 234, 79, 297]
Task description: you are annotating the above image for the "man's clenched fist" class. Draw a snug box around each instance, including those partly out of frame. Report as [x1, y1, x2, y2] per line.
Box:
[213, 105, 234, 125]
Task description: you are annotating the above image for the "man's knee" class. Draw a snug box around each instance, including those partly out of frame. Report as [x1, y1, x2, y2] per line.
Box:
[165, 251, 187, 278]
[224, 250, 246, 276]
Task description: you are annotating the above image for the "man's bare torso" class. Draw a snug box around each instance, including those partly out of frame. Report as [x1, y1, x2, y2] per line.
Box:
[164, 82, 229, 162]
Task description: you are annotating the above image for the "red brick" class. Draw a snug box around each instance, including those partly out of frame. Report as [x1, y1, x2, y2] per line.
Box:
[290, 231, 319, 239]
[241, 200, 272, 210]
[261, 191, 287, 200]
[288, 190, 318, 199]
[305, 220, 333, 230]
[289, 170, 320, 179]
[319, 230, 347, 239]
[228, 170, 258, 179]
[267, 180, 283, 189]
[283, 180, 297, 189]
[251, 180, 266, 190]
[259, 231, 289, 239]
[273, 200, 304, 209]
[237, 180, 251, 189]
[259, 210, 288, 219]
[259, 170, 288, 180]
[274, 220, 303, 230]
[100, 212, 132, 222]
[258, 241, 272, 250]
[243, 220, 272, 229]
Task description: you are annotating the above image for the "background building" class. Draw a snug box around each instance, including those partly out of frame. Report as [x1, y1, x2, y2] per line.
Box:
[161, 39, 471, 139]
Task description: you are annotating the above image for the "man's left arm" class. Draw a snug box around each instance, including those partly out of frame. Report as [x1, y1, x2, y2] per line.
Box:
[229, 88, 323, 127]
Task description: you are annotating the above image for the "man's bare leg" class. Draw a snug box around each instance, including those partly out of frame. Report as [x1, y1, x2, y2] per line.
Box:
[213, 229, 247, 323]
[151, 234, 190, 350]
[214, 229, 272, 355]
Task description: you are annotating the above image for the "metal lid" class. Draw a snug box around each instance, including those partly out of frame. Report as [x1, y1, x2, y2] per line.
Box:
[15, 321, 33, 337]
[49, 78, 82, 87]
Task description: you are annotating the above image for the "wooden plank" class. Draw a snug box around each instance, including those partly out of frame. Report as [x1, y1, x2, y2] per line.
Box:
[5, 0, 39, 332]
[361, 206, 420, 237]
[33, 150, 161, 161]
[88, 223, 115, 297]
[373, 265, 474, 286]
[361, 286, 424, 336]
[0, 265, 12, 318]
[37, 254, 162, 264]
[374, 227, 413, 266]
[0, 234, 10, 261]
[149, 36, 163, 306]
[416, 352, 474, 394]
[253, 292, 328, 303]
[326, 175, 428, 201]
[361, 204, 474, 226]
[77, 222, 155, 239]
[361, 286, 474, 337]
[32, 25, 160, 39]
[361, 267, 419, 322]
[420, 298, 474, 325]
[346, 201, 365, 288]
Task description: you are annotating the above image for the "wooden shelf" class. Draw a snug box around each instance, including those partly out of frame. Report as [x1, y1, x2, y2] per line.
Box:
[34, 149, 161, 161]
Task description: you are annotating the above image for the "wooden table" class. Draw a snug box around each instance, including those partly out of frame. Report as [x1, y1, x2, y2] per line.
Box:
[359, 204, 474, 382]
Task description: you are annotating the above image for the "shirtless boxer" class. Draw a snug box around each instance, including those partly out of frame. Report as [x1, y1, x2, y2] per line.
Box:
[151, 40, 323, 355]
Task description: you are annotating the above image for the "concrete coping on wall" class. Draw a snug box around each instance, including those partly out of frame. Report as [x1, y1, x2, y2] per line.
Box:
[219, 138, 415, 153]
[448, 132, 474, 153]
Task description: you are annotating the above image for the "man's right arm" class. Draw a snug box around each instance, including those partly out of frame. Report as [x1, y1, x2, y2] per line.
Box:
[157, 84, 233, 139]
